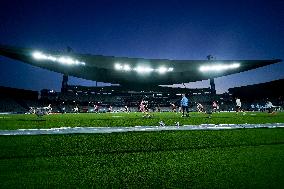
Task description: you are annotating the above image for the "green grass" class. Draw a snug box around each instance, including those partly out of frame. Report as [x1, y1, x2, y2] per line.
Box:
[1, 129, 284, 188]
[0, 112, 284, 130]
[1, 112, 284, 187]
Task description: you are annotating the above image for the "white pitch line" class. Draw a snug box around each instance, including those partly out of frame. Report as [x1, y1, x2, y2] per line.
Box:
[0, 123, 284, 135]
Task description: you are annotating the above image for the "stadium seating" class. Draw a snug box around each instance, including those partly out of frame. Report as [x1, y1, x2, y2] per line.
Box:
[0, 81, 283, 113]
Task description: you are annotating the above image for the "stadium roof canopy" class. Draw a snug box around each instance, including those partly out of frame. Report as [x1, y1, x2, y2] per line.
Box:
[0, 44, 281, 88]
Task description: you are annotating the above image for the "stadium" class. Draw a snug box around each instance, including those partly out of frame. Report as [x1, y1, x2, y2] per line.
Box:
[1, 43, 284, 188]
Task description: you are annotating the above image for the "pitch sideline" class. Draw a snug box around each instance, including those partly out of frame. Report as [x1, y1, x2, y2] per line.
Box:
[0, 123, 284, 135]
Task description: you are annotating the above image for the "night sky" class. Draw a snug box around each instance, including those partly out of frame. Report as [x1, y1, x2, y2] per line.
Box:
[0, 0, 283, 93]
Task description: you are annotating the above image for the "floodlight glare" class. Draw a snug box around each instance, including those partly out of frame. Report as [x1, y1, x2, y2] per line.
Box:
[123, 64, 131, 71]
[114, 63, 123, 70]
[115, 63, 131, 71]
[199, 63, 240, 72]
[58, 57, 74, 65]
[32, 51, 46, 59]
[168, 67, 174, 72]
[136, 67, 147, 73]
[114, 63, 173, 74]
[32, 51, 85, 66]
[157, 67, 167, 74]
[134, 66, 154, 73]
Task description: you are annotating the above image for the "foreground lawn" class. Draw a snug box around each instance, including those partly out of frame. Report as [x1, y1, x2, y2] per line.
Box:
[1, 128, 284, 188]
[0, 112, 284, 130]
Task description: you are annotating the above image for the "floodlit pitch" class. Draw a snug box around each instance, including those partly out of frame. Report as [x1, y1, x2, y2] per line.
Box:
[0, 111, 284, 130]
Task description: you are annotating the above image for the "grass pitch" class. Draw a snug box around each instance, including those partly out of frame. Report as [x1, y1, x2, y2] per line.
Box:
[1, 129, 284, 188]
[0, 112, 284, 188]
[0, 111, 283, 130]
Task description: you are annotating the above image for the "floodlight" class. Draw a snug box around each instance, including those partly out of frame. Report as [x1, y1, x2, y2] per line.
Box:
[58, 57, 73, 65]
[114, 63, 123, 70]
[32, 51, 85, 66]
[134, 66, 154, 73]
[114, 63, 173, 74]
[47, 55, 57, 62]
[157, 66, 167, 74]
[123, 64, 131, 71]
[230, 63, 240, 69]
[32, 51, 46, 59]
[199, 63, 240, 72]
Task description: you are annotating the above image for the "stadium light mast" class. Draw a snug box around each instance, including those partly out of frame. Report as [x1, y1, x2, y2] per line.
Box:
[207, 55, 216, 95]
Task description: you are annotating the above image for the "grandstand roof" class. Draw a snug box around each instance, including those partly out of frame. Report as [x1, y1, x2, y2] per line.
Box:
[0, 44, 281, 88]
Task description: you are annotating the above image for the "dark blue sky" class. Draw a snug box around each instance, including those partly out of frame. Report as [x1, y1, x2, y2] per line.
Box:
[0, 0, 283, 93]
